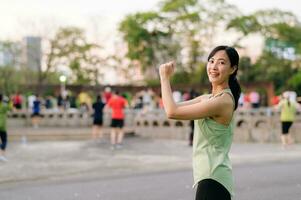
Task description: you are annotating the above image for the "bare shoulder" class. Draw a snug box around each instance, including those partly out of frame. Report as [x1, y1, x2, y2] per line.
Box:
[200, 94, 211, 100]
[210, 93, 235, 123]
[215, 92, 235, 111]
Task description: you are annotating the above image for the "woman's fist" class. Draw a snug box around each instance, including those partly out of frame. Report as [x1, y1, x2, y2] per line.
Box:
[159, 61, 175, 79]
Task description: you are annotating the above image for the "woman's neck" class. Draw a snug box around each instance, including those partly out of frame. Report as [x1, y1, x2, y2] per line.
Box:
[211, 83, 229, 96]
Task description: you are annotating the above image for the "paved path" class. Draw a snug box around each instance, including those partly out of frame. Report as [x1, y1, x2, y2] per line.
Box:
[1, 136, 301, 186]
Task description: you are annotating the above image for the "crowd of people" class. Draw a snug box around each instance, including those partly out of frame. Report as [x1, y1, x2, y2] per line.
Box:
[0, 86, 299, 159]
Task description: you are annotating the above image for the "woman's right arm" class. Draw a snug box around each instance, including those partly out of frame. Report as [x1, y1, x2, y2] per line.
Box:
[177, 94, 209, 107]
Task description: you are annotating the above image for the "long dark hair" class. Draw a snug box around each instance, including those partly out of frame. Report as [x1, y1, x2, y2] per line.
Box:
[208, 45, 241, 110]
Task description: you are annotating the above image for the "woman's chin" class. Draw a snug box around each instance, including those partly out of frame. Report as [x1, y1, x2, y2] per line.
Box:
[209, 78, 218, 83]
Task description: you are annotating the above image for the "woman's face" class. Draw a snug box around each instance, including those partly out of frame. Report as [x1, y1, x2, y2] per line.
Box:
[207, 50, 235, 85]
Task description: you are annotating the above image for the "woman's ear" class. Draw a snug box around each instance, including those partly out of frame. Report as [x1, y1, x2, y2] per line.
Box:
[231, 65, 238, 75]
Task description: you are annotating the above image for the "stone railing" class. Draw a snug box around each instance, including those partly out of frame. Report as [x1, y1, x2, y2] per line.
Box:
[7, 108, 301, 143]
[134, 108, 301, 143]
[7, 109, 137, 129]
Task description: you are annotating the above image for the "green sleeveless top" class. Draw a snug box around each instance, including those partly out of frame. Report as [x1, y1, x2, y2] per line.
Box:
[192, 88, 235, 197]
[279, 99, 296, 122]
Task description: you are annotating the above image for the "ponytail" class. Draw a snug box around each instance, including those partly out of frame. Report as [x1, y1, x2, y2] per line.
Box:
[287, 98, 291, 107]
[229, 74, 241, 110]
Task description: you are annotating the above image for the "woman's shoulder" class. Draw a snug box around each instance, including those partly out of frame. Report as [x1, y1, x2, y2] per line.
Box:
[211, 92, 235, 112]
[200, 94, 211, 100]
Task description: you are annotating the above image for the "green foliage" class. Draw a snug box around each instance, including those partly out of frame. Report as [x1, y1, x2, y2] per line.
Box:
[227, 16, 261, 36]
[237, 56, 256, 83]
[228, 9, 301, 94]
[252, 51, 297, 93]
[119, 0, 238, 81]
[160, 0, 197, 12]
[288, 70, 301, 94]
[0, 66, 21, 94]
[119, 12, 173, 72]
[145, 78, 161, 87]
[48, 27, 105, 85]
[170, 71, 191, 84]
[190, 63, 208, 85]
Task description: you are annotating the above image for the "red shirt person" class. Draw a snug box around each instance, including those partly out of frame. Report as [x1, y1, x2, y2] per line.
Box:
[107, 93, 127, 120]
[106, 91, 128, 150]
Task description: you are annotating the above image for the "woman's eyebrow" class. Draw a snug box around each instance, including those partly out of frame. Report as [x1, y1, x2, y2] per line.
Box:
[210, 57, 226, 61]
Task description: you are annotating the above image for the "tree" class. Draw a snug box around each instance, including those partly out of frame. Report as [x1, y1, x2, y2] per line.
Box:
[119, 11, 176, 79]
[227, 9, 301, 93]
[119, 0, 238, 83]
[48, 27, 106, 85]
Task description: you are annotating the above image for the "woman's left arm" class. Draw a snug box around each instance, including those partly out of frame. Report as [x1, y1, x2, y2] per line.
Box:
[159, 62, 231, 120]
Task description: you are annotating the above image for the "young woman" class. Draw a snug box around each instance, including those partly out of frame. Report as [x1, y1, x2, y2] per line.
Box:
[0, 94, 11, 162]
[159, 46, 241, 200]
[277, 92, 297, 148]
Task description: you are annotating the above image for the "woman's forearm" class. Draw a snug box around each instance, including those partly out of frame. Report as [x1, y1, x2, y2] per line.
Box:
[160, 77, 177, 118]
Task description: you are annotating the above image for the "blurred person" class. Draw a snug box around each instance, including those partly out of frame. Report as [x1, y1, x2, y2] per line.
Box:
[78, 91, 91, 113]
[243, 92, 251, 109]
[182, 90, 190, 101]
[45, 96, 53, 109]
[172, 90, 182, 103]
[271, 95, 280, 106]
[284, 91, 297, 102]
[142, 88, 153, 112]
[159, 46, 241, 200]
[103, 87, 112, 103]
[122, 92, 132, 108]
[91, 94, 106, 142]
[64, 95, 71, 110]
[12, 92, 23, 110]
[132, 92, 143, 109]
[0, 94, 11, 162]
[238, 92, 244, 108]
[276, 92, 298, 148]
[27, 93, 36, 111]
[57, 94, 64, 110]
[249, 90, 260, 108]
[188, 89, 199, 146]
[106, 90, 128, 150]
[31, 94, 42, 129]
[69, 94, 77, 109]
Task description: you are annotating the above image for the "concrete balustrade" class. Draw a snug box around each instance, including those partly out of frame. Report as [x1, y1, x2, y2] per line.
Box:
[6, 108, 301, 143]
[7, 109, 137, 128]
[134, 108, 301, 143]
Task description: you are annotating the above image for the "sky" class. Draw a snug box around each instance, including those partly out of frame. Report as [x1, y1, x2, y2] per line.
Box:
[0, 0, 300, 41]
[0, 0, 300, 83]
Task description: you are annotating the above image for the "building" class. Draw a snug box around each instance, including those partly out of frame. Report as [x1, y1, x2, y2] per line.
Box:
[0, 41, 21, 68]
[23, 36, 42, 71]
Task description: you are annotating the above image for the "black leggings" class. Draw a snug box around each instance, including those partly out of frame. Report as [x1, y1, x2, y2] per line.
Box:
[281, 121, 293, 134]
[0, 130, 7, 151]
[195, 179, 231, 200]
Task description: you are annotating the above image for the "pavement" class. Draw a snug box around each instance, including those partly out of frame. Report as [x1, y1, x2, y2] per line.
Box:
[1, 134, 301, 186]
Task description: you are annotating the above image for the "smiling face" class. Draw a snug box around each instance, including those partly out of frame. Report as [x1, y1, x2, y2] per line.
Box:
[207, 50, 236, 85]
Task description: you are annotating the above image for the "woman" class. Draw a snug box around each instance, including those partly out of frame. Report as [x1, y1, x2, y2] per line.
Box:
[0, 94, 11, 162]
[277, 92, 297, 148]
[159, 45, 241, 200]
[92, 95, 106, 141]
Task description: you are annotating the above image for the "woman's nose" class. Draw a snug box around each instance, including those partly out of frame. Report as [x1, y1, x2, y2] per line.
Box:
[211, 62, 218, 69]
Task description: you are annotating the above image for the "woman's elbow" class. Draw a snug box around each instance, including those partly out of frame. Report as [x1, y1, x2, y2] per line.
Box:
[165, 110, 174, 119]
[166, 110, 179, 119]
[164, 106, 179, 119]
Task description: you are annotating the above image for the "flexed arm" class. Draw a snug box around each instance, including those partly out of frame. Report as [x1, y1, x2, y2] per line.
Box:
[159, 62, 233, 120]
[159, 61, 177, 118]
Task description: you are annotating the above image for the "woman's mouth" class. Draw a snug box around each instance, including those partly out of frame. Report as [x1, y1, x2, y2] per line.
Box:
[209, 72, 219, 78]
